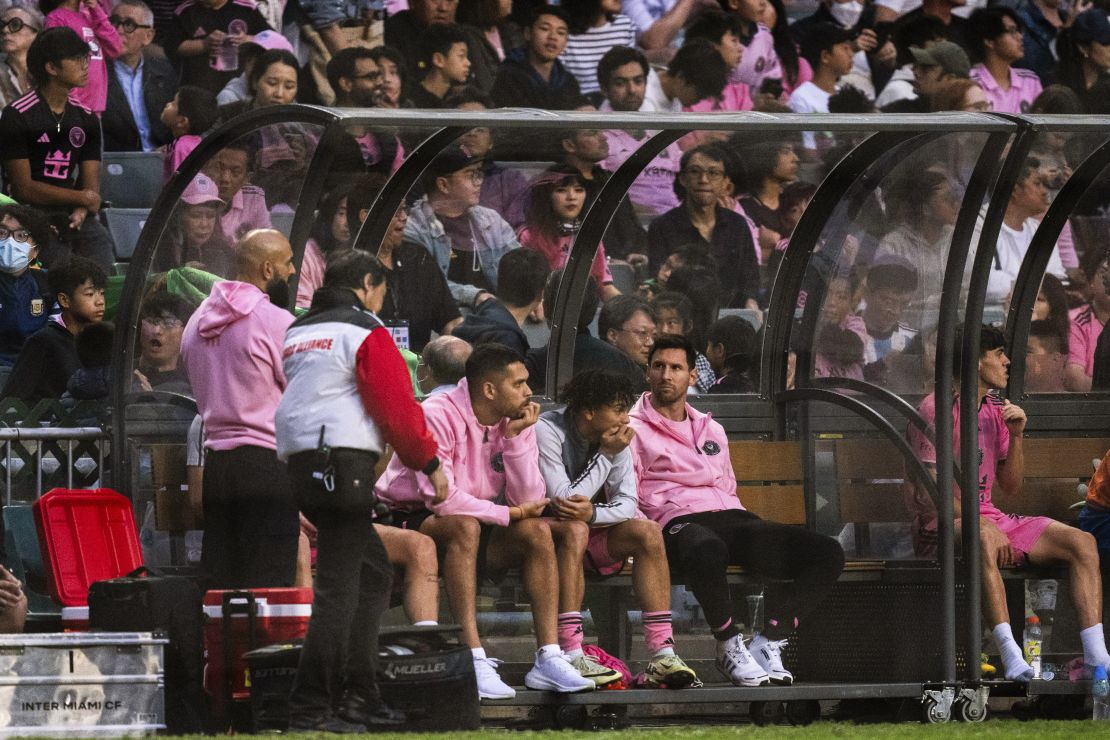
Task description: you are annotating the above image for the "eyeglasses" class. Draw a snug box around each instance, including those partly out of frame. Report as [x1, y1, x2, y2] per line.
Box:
[1001, 25, 1023, 37]
[454, 170, 485, 184]
[615, 327, 655, 342]
[0, 227, 32, 243]
[109, 16, 152, 32]
[682, 166, 726, 181]
[142, 316, 184, 329]
[0, 18, 37, 34]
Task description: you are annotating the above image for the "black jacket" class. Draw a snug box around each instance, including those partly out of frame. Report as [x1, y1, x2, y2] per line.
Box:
[102, 53, 176, 152]
[2, 321, 79, 402]
[525, 330, 647, 395]
[490, 47, 582, 110]
[452, 298, 529, 357]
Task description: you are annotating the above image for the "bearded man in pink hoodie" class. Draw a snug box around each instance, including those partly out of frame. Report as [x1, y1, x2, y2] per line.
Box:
[628, 333, 845, 688]
[180, 228, 299, 588]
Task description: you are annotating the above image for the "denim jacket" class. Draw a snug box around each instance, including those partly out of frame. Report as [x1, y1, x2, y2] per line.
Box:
[403, 198, 520, 307]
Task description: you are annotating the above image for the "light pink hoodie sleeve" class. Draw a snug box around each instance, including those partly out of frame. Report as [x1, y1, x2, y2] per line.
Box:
[423, 411, 512, 525]
[500, 425, 546, 505]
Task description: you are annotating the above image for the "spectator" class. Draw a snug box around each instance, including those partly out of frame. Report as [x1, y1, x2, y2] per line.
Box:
[638, 244, 714, 298]
[1025, 318, 1067, 393]
[651, 291, 715, 392]
[295, 0, 386, 105]
[791, 0, 895, 100]
[369, 45, 408, 107]
[519, 165, 620, 300]
[758, 0, 812, 97]
[556, 127, 648, 261]
[179, 228, 299, 588]
[706, 314, 757, 393]
[0, 28, 116, 270]
[788, 22, 856, 116]
[896, 0, 972, 53]
[205, 141, 272, 243]
[166, 0, 268, 95]
[644, 38, 728, 111]
[409, 23, 471, 108]
[858, 257, 918, 382]
[928, 75, 989, 110]
[63, 319, 112, 401]
[968, 7, 1041, 114]
[453, 249, 549, 356]
[738, 141, 800, 256]
[295, 185, 351, 308]
[560, 0, 638, 96]
[418, 334, 472, 395]
[2, 255, 105, 402]
[347, 174, 462, 351]
[326, 48, 405, 180]
[525, 270, 647, 392]
[683, 11, 753, 113]
[0, 5, 42, 108]
[897, 40, 970, 112]
[0, 565, 27, 633]
[218, 48, 298, 118]
[491, 5, 581, 109]
[622, 0, 701, 52]
[374, 343, 594, 700]
[385, 0, 497, 92]
[814, 269, 865, 380]
[155, 173, 233, 275]
[0, 204, 52, 368]
[43, 0, 121, 114]
[1012, 0, 1065, 85]
[448, 87, 529, 229]
[600, 293, 655, 370]
[456, 0, 523, 64]
[657, 260, 723, 357]
[133, 290, 192, 393]
[215, 29, 293, 106]
[160, 84, 219, 181]
[647, 144, 761, 310]
[598, 47, 682, 219]
[404, 144, 521, 308]
[720, 0, 785, 97]
[1067, 250, 1109, 392]
[102, 0, 173, 152]
[876, 15, 947, 111]
[1055, 8, 1110, 107]
[1030, 271, 1069, 360]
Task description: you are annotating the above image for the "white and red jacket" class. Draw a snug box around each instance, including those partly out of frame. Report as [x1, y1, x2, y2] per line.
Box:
[274, 288, 437, 472]
[628, 392, 743, 527]
[375, 378, 546, 525]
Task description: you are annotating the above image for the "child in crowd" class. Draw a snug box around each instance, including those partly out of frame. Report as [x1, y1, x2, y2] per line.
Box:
[814, 268, 865, 380]
[638, 245, 713, 299]
[683, 12, 753, 116]
[166, 0, 269, 94]
[651, 290, 716, 392]
[789, 22, 856, 152]
[706, 314, 758, 393]
[1024, 319, 1067, 393]
[43, 0, 121, 113]
[161, 85, 220, 182]
[295, 185, 352, 308]
[63, 319, 112, 402]
[858, 257, 919, 386]
[409, 23, 471, 109]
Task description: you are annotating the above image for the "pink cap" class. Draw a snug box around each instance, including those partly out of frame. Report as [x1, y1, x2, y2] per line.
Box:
[248, 30, 295, 53]
[181, 174, 224, 206]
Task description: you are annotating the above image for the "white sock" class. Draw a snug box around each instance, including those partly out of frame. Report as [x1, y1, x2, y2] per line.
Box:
[564, 647, 584, 659]
[471, 647, 487, 661]
[413, 620, 438, 627]
[1082, 624, 1110, 668]
[538, 643, 562, 660]
[653, 646, 676, 658]
[993, 623, 1033, 680]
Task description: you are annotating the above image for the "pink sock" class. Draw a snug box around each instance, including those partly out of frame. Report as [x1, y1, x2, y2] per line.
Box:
[643, 611, 675, 654]
[557, 612, 584, 655]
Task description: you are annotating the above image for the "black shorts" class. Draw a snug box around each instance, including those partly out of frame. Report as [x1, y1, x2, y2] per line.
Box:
[386, 509, 504, 583]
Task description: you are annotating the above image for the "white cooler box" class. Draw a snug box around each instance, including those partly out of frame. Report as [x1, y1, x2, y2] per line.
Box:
[0, 632, 166, 737]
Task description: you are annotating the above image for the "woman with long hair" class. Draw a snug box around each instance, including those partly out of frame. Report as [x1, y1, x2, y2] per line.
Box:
[218, 48, 299, 118]
[296, 185, 354, 309]
[1055, 8, 1110, 107]
[738, 140, 800, 254]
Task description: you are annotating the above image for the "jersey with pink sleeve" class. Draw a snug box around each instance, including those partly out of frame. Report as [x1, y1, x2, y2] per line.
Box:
[734, 24, 781, 92]
[1069, 304, 1105, 377]
[970, 64, 1042, 115]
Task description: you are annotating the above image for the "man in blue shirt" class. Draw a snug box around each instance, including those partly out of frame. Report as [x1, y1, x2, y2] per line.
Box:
[102, 0, 176, 152]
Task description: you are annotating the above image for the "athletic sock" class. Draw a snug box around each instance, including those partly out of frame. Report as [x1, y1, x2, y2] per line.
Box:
[993, 623, 1033, 680]
[471, 647, 487, 661]
[643, 610, 676, 655]
[557, 612, 585, 656]
[712, 617, 742, 643]
[538, 643, 562, 660]
[1081, 624, 1110, 668]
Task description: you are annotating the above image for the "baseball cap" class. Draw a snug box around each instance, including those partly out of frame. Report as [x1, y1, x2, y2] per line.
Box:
[1071, 9, 1110, 45]
[243, 29, 295, 54]
[797, 22, 857, 66]
[910, 41, 971, 78]
[425, 144, 484, 179]
[181, 174, 224, 206]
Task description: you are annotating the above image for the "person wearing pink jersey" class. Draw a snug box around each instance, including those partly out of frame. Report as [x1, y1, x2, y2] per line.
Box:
[968, 7, 1042, 114]
[907, 324, 1108, 680]
[1066, 249, 1109, 392]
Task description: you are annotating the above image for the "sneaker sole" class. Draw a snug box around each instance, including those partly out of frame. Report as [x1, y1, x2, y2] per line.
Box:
[478, 690, 517, 700]
[767, 674, 793, 686]
[716, 665, 772, 687]
[524, 672, 596, 693]
[645, 671, 698, 690]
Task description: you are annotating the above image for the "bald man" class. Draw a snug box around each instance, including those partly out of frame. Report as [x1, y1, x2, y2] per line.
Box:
[418, 335, 472, 395]
[180, 229, 300, 588]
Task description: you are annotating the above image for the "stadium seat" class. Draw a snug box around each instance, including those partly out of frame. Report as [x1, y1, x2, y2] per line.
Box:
[717, 307, 763, 331]
[104, 207, 151, 260]
[101, 151, 165, 209]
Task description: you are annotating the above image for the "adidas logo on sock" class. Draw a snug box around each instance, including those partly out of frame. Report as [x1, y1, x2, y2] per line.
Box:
[37, 134, 50, 143]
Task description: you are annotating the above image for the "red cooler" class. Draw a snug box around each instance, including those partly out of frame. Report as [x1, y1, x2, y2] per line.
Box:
[203, 588, 313, 726]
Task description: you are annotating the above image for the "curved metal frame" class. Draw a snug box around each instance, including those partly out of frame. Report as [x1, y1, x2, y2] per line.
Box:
[808, 377, 933, 436]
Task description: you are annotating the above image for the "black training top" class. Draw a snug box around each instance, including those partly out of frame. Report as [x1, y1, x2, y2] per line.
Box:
[0, 90, 101, 192]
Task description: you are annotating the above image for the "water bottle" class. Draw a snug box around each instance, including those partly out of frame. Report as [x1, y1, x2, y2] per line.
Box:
[1024, 616, 1043, 679]
[1093, 665, 1110, 720]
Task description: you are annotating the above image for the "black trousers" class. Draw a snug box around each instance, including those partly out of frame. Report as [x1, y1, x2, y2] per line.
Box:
[662, 509, 845, 639]
[287, 448, 392, 718]
[201, 446, 299, 589]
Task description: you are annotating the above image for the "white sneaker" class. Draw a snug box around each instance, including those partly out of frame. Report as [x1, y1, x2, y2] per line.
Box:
[474, 655, 516, 699]
[524, 650, 596, 693]
[750, 634, 793, 685]
[716, 634, 771, 687]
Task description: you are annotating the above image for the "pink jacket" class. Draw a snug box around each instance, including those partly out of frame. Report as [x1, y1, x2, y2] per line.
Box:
[180, 280, 293, 452]
[374, 379, 546, 525]
[627, 393, 743, 527]
[45, 0, 122, 114]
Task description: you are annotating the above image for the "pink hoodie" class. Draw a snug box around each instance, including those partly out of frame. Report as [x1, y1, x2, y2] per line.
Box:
[374, 378, 545, 525]
[45, 0, 122, 114]
[180, 281, 293, 452]
[627, 392, 743, 527]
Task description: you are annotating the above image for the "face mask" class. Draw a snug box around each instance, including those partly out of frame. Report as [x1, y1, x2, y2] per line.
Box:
[829, 1, 863, 28]
[0, 237, 31, 275]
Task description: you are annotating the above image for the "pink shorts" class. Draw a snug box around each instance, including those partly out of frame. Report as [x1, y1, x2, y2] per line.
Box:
[985, 510, 1054, 561]
[585, 528, 628, 577]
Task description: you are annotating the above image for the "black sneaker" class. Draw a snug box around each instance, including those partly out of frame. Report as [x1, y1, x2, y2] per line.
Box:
[288, 712, 367, 734]
[337, 693, 406, 728]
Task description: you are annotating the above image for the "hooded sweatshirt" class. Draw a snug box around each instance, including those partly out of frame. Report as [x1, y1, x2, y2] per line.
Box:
[627, 392, 742, 526]
[180, 280, 293, 452]
[374, 378, 545, 525]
